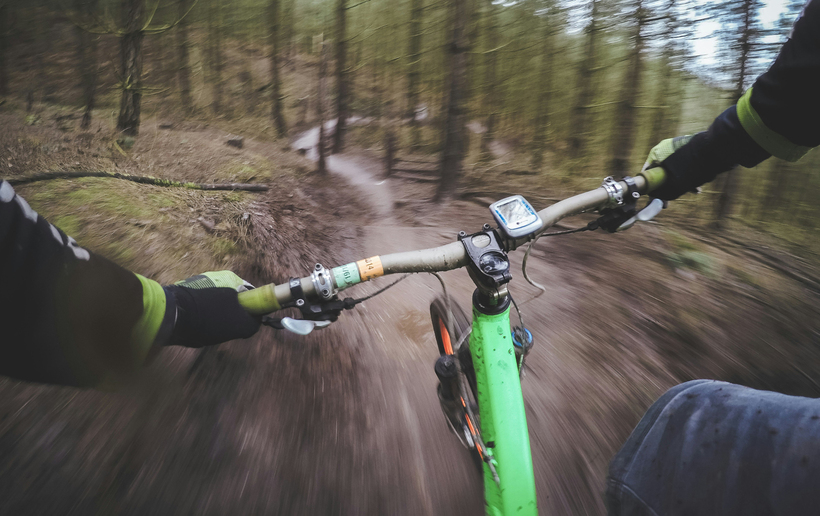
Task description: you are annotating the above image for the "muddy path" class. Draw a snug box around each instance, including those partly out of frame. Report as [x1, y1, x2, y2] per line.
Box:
[223, 131, 648, 515]
[2, 119, 820, 515]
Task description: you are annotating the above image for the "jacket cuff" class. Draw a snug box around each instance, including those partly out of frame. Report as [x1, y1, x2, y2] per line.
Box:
[737, 88, 813, 162]
[130, 274, 175, 362]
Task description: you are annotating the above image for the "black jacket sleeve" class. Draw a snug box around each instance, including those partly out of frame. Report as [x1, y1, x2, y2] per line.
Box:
[653, 0, 820, 200]
[748, 0, 820, 150]
[0, 180, 168, 387]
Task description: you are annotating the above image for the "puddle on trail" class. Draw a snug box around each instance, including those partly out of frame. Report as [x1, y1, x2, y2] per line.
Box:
[395, 310, 431, 344]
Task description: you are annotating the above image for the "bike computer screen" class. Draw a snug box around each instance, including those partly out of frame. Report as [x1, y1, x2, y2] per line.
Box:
[489, 195, 542, 239]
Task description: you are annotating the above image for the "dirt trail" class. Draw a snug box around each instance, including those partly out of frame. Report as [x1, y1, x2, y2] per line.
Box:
[285, 129, 487, 514]
[3, 117, 820, 515]
[256, 127, 620, 514]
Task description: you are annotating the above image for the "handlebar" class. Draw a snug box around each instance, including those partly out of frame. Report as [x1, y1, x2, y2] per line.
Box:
[238, 171, 662, 316]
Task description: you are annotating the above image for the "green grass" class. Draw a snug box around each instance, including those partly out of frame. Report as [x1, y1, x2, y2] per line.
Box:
[18, 176, 254, 283]
[52, 214, 82, 236]
[662, 230, 717, 277]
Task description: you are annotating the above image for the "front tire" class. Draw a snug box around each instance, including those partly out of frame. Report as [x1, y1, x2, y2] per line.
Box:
[430, 297, 470, 356]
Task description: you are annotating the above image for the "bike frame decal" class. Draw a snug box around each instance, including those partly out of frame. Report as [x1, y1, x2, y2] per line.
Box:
[470, 305, 538, 516]
[332, 262, 361, 289]
[356, 256, 384, 281]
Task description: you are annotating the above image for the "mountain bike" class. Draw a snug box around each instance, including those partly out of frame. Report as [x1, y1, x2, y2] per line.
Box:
[236, 168, 667, 515]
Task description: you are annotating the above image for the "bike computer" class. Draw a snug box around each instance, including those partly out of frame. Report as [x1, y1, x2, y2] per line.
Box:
[489, 195, 542, 239]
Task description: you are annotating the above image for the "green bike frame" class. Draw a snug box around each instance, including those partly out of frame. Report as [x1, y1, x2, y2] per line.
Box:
[471, 303, 537, 516]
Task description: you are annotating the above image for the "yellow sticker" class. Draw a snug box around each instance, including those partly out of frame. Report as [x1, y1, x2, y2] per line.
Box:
[356, 256, 384, 281]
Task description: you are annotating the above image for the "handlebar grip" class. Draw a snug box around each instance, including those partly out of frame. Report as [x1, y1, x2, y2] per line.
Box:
[238, 285, 282, 316]
[638, 167, 667, 194]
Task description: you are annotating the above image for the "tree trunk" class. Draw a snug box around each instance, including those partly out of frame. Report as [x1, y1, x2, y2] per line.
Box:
[282, 0, 294, 62]
[649, 0, 681, 147]
[0, 2, 8, 97]
[241, 50, 256, 115]
[531, 5, 555, 170]
[371, 55, 382, 119]
[332, 0, 348, 154]
[317, 42, 328, 174]
[208, 0, 224, 116]
[117, 0, 146, 136]
[570, 0, 599, 159]
[607, 0, 646, 176]
[648, 52, 672, 146]
[479, 0, 499, 163]
[269, 0, 287, 137]
[436, 0, 469, 200]
[384, 130, 396, 177]
[76, 0, 99, 129]
[31, 11, 52, 106]
[176, 0, 193, 113]
[765, 159, 789, 222]
[406, 0, 423, 151]
[715, 0, 753, 225]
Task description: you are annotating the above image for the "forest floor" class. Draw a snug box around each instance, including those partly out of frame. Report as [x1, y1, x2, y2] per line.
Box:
[2, 102, 820, 515]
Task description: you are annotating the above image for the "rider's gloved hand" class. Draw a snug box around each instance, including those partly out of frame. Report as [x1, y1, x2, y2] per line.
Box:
[162, 271, 261, 348]
[640, 135, 697, 200]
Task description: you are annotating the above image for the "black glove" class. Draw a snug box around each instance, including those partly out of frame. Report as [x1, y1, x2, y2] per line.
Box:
[163, 271, 261, 348]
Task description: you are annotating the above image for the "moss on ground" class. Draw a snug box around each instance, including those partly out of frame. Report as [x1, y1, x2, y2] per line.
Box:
[18, 177, 255, 284]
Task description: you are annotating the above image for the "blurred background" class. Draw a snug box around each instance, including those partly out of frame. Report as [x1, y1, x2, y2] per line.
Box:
[1, 0, 819, 514]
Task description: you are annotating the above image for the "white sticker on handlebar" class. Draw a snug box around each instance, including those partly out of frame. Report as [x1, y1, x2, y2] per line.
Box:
[357, 256, 384, 281]
[332, 263, 361, 289]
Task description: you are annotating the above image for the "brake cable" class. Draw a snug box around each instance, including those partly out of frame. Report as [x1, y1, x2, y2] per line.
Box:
[522, 225, 592, 293]
[350, 274, 410, 304]
[262, 274, 411, 330]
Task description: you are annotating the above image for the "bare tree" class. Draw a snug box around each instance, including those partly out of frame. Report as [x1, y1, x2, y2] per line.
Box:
[436, 0, 469, 200]
[607, 0, 647, 176]
[531, 0, 557, 170]
[75, 0, 99, 129]
[269, 0, 287, 137]
[570, 0, 601, 159]
[317, 41, 329, 174]
[207, 0, 224, 115]
[479, 0, 499, 162]
[406, 0, 424, 151]
[648, 0, 683, 146]
[117, 0, 146, 135]
[282, 0, 294, 61]
[69, 0, 193, 134]
[715, 0, 760, 224]
[332, 0, 348, 153]
[175, 0, 193, 113]
[0, 1, 8, 97]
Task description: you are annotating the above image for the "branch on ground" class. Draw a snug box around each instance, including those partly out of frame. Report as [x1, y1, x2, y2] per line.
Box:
[8, 171, 269, 192]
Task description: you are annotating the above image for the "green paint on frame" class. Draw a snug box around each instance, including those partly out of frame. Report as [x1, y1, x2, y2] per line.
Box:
[470, 305, 538, 516]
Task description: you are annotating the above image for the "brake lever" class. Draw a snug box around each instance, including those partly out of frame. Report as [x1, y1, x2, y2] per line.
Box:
[615, 198, 666, 232]
[261, 316, 332, 335]
[281, 317, 332, 335]
[261, 293, 358, 336]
